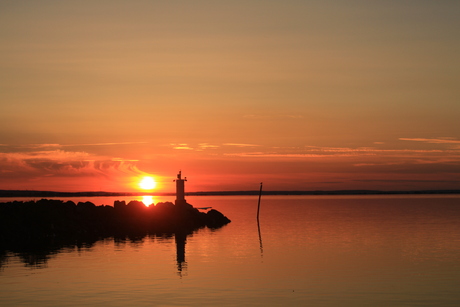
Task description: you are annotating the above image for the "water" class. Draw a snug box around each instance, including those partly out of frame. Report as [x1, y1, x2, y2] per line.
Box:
[1, 195, 460, 306]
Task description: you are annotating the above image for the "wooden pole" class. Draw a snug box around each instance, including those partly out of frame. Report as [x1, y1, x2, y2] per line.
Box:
[257, 182, 263, 221]
[257, 182, 263, 257]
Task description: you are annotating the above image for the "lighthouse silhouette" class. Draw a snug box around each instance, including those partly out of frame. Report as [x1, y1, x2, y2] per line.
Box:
[174, 171, 187, 206]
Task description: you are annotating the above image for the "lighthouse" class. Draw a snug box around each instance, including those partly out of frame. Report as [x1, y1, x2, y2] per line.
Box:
[174, 171, 187, 206]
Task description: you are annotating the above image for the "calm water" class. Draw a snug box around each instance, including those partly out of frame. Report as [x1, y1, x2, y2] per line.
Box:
[1, 195, 460, 306]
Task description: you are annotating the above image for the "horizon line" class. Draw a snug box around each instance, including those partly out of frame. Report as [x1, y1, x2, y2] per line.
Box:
[1, 189, 460, 197]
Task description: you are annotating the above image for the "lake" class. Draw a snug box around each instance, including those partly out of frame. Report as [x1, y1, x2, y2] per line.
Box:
[1, 195, 460, 306]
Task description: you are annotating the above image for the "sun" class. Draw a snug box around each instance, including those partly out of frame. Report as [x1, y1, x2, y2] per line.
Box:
[139, 176, 156, 190]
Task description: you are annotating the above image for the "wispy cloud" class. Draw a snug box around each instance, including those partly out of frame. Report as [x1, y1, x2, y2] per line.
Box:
[399, 137, 460, 144]
[197, 143, 219, 150]
[354, 162, 403, 167]
[31, 144, 62, 148]
[305, 146, 446, 154]
[168, 142, 259, 152]
[224, 152, 343, 158]
[171, 143, 194, 150]
[1, 150, 91, 161]
[354, 179, 460, 183]
[13, 142, 149, 149]
[173, 146, 194, 150]
[243, 114, 303, 119]
[222, 145, 460, 168]
[223, 143, 260, 147]
[74, 141, 149, 146]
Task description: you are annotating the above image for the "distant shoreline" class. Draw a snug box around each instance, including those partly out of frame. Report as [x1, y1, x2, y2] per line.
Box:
[1, 189, 459, 197]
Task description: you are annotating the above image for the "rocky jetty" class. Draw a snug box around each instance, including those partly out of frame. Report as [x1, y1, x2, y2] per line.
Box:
[0, 199, 231, 243]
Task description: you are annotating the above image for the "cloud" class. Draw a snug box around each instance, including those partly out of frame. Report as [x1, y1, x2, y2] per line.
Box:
[354, 179, 460, 183]
[220, 145, 460, 170]
[399, 137, 460, 144]
[74, 142, 149, 146]
[243, 114, 303, 119]
[305, 146, 444, 154]
[21, 144, 62, 149]
[169, 143, 221, 151]
[173, 146, 194, 150]
[0, 150, 143, 180]
[223, 143, 260, 147]
[197, 143, 219, 151]
[11, 142, 149, 150]
[223, 152, 343, 158]
[354, 163, 378, 167]
[171, 143, 194, 150]
[168, 142, 259, 151]
[0, 150, 91, 162]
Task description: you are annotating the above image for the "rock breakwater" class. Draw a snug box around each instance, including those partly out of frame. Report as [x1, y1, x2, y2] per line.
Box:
[0, 199, 231, 242]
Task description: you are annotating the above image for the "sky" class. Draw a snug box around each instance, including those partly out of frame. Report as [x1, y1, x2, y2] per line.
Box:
[1, 0, 459, 193]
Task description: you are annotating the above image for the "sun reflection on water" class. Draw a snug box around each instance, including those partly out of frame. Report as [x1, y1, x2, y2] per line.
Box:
[142, 195, 154, 206]
[130, 195, 170, 207]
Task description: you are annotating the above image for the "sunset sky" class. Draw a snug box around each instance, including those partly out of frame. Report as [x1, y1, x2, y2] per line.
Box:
[1, 1, 459, 193]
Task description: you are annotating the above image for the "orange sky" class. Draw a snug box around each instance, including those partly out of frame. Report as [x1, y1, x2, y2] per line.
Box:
[1, 1, 459, 192]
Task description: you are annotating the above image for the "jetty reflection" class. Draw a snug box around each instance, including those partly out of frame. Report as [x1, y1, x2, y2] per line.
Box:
[0, 233, 102, 269]
[0, 228, 221, 276]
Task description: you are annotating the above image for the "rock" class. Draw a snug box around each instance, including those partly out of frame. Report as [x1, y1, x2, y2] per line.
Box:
[206, 209, 231, 228]
[0, 199, 231, 240]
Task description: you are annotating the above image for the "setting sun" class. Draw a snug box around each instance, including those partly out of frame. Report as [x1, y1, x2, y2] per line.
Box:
[139, 176, 156, 190]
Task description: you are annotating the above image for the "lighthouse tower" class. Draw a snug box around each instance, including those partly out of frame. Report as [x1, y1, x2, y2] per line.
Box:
[174, 171, 187, 206]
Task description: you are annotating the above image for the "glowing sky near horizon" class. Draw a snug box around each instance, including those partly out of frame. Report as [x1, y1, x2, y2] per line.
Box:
[0, 1, 459, 192]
